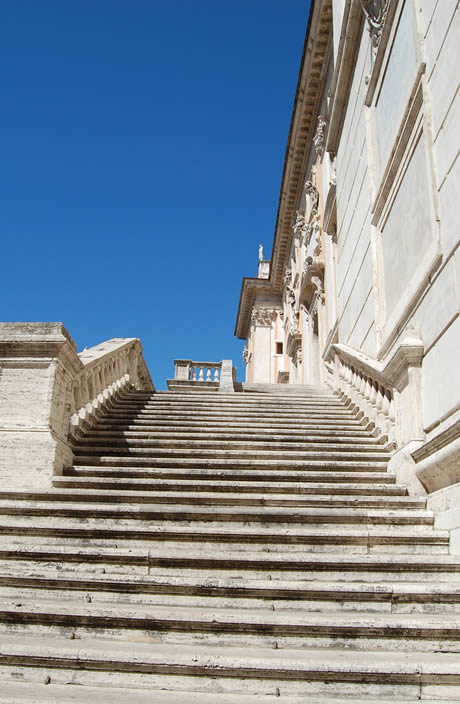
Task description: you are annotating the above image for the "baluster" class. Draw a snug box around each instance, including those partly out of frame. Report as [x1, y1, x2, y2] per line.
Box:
[191, 366, 197, 381]
[381, 387, 390, 416]
[388, 391, 395, 422]
[206, 367, 212, 381]
[198, 366, 204, 382]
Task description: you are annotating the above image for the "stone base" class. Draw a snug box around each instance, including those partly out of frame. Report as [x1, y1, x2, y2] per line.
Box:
[0, 430, 72, 490]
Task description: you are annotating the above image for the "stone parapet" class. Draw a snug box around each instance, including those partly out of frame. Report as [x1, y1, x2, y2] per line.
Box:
[0, 323, 153, 490]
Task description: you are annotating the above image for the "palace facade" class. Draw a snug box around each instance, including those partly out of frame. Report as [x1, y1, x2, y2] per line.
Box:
[236, 0, 460, 510]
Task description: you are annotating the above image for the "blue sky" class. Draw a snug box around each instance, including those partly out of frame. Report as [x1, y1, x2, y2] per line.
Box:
[1, 1, 310, 388]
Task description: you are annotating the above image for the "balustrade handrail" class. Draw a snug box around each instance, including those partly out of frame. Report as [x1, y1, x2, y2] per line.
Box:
[69, 337, 154, 439]
[329, 333, 424, 449]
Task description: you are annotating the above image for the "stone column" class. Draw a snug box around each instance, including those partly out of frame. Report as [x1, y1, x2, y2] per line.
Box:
[0, 323, 82, 490]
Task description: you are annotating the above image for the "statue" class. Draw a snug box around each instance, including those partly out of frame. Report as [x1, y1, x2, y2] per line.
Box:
[258, 244, 264, 261]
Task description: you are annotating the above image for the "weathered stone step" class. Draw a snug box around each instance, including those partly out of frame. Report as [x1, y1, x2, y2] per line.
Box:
[0, 522, 446, 551]
[89, 427, 385, 443]
[1, 570, 458, 609]
[0, 489, 419, 510]
[120, 398, 346, 410]
[74, 452, 389, 465]
[0, 635, 459, 696]
[1, 544, 458, 575]
[1, 597, 460, 649]
[66, 466, 396, 483]
[0, 501, 434, 525]
[77, 438, 390, 455]
[109, 409, 356, 421]
[74, 456, 391, 471]
[1, 680, 455, 704]
[53, 476, 406, 496]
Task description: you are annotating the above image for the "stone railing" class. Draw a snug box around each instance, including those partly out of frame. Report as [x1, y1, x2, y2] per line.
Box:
[69, 338, 154, 441]
[331, 345, 396, 445]
[328, 331, 424, 450]
[0, 323, 154, 490]
[174, 359, 222, 383]
[169, 359, 235, 392]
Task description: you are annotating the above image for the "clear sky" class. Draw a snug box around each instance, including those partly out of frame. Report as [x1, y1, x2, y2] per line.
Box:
[1, 1, 310, 388]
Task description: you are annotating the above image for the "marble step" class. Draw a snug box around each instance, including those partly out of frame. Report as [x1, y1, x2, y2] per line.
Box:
[0, 522, 447, 553]
[76, 438, 390, 455]
[0, 489, 420, 510]
[66, 466, 396, 482]
[0, 635, 459, 698]
[88, 427, 386, 442]
[1, 545, 459, 579]
[53, 476, 406, 495]
[73, 456, 391, 472]
[2, 597, 460, 650]
[1, 570, 458, 611]
[110, 404, 356, 422]
[0, 499, 434, 526]
[1, 680, 456, 703]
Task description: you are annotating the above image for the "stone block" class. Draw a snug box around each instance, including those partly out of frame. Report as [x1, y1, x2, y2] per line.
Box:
[422, 315, 460, 430]
[411, 257, 458, 352]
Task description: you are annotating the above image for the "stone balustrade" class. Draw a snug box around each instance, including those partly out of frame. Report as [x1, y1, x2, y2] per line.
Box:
[332, 348, 396, 445]
[69, 337, 154, 441]
[329, 332, 425, 452]
[0, 323, 153, 490]
[174, 359, 221, 383]
[170, 359, 235, 393]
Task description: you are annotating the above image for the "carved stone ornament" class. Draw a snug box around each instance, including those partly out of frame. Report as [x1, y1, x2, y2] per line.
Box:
[250, 308, 278, 328]
[361, 0, 389, 62]
[305, 180, 319, 213]
[293, 211, 308, 241]
[313, 115, 327, 157]
[242, 345, 251, 364]
[283, 268, 292, 285]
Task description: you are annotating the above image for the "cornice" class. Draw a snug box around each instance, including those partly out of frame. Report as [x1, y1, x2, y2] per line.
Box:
[234, 0, 333, 341]
[234, 277, 278, 340]
[270, 0, 332, 293]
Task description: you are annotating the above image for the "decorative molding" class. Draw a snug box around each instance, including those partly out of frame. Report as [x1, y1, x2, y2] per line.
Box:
[242, 346, 251, 364]
[250, 308, 278, 328]
[361, 0, 390, 64]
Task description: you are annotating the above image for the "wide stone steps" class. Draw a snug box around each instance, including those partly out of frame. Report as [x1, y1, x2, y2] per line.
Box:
[66, 466, 397, 482]
[0, 500, 434, 526]
[78, 437, 389, 453]
[53, 475, 407, 495]
[74, 456, 391, 472]
[1, 544, 459, 580]
[3, 386, 460, 700]
[0, 522, 448, 554]
[0, 489, 419, 508]
[0, 683, 456, 704]
[2, 571, 459, 611]
[88, 428, 387, 443]
[2, 597, 460, 652]
[0, 636, 459, 699]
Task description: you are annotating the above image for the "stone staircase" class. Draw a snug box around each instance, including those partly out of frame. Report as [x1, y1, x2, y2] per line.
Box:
[0, 385, 460, 702]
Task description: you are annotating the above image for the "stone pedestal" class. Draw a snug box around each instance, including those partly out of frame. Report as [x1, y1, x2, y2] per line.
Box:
[0, 323, 81, 489]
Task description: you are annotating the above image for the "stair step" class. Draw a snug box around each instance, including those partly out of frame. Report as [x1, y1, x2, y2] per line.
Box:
[1, 570, 459, 607]
[0, 500, 434, 525]
[0, 522, 447, 552]
[0, 681, 456, 704]
[74, 457, 390, 471]
[0, 635, 459, 697]
[1, 598, 460, 649]
[66, 466, 397, 482]
[0, 489, 421, 509]
[53, 476, 406, 495]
